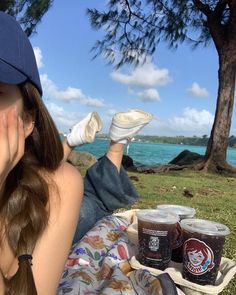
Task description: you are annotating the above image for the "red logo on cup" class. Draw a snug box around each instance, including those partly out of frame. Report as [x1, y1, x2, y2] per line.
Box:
[184, 238, 215, 275]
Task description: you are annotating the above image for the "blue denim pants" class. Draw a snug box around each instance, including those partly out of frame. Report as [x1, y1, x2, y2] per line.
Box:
[72, 156, 139, 244]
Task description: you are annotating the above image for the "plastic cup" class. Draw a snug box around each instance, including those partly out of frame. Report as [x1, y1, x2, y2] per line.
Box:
[137, 209, 179, 270]
[181, 219, 230, 285]
[156, 204, 196, 262]
[156, 204, 196, 220]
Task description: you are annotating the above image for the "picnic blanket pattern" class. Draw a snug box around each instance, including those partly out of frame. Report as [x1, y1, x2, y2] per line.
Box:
[57, 215, 178, 295]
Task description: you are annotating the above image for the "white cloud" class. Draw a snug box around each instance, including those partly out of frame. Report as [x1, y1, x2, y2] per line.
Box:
[33, 48, 106, 107]
[111, 61, 172, 88]
[138, 88, 160, 102]
[46, 102, 79, 131]
[46, 105, 214, 136]
[33, 47, 44, 69]
[138, 108, 214, 136]
[41, 74, 106, 107]
[128, 87, 135, 95]
[187, 82, 209, 97]
[168, 108, 214, 134]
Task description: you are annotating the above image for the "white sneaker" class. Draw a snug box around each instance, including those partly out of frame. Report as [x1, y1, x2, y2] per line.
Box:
[109, 109, 153, 143]
[67, 112, 103, 147]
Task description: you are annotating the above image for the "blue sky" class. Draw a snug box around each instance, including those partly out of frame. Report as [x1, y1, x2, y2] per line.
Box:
[30, 0, 236, 136]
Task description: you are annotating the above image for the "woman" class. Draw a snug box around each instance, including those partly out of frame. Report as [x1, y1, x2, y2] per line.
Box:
[0, 11, 153, 294]
[0, 12, 83, 294]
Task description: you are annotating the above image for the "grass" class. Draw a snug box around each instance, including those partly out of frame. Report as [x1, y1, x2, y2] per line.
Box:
[80, 165, 236, 294]
[124, 170, 236, 295]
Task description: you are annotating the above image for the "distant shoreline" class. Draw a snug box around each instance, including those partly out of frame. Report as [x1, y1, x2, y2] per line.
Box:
[94, 134, 236, 149]
[59, 133, 236, 149]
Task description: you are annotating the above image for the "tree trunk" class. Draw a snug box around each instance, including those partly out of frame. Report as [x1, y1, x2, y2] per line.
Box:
[200, 46, 236, 173]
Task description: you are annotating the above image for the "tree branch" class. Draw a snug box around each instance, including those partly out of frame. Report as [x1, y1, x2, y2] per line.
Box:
[228, 1, 236, 23]
[228, 0, 236, 39]
[193, 0, 227, 52]
[214, 0, 228, 18]
[155, 0, 184, 30]
[193, 0, 211, 17]
[124, 0, 200, 48]
[228, 0, 236, 9]
[124, 0, 133, 46]
[124, 0, 162, 29]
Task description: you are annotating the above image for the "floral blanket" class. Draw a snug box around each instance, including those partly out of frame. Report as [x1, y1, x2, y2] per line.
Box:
[57, 215, 179, 295]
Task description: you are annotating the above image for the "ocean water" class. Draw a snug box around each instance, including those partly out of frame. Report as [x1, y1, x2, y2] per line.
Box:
[75, 139, 236, 167]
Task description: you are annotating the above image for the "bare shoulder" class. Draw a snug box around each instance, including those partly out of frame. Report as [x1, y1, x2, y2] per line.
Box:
[48, 162, 84, 213]
[0, 163, 84, 295]
[31, 162, 84, 294]
[52, 161, 83, 190]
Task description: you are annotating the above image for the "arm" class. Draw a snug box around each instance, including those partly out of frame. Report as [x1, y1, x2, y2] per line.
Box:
[62, 139, 73, 162]
[31, 162, 83, 295]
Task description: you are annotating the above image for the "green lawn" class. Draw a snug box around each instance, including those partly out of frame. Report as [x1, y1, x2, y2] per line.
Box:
[124, 170, 236, 295]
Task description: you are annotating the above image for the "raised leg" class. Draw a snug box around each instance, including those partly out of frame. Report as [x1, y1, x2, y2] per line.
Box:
[106, 142, 125, 172]
[106, 109, 153, 172]
[62, 112, 102, 161]
[72, 109, 153, 242]
[62, 140, 72, 162]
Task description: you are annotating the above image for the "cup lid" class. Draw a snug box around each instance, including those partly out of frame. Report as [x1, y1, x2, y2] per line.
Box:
[156, 204, 196, 218]
[136, 209, 179, 224]
[180, 219, 230, 236]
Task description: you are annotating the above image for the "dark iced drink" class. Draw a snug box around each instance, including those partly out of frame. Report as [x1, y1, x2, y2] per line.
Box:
[137, 209, 179, 270]
[181, 219, 230, 285]
[156, 204, 196, 262]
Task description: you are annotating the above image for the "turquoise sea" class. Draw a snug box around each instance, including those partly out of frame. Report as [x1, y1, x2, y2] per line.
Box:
[75, 139, 236, 167]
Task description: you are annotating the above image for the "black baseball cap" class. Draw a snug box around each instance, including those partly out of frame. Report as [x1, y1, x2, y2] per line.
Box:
[0, 11, 42, 95]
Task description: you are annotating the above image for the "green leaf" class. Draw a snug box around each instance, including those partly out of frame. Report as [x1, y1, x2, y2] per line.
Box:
[94, 251, 101, 260]
[98, 259, 103, 268]
[85, 247, 94, 259]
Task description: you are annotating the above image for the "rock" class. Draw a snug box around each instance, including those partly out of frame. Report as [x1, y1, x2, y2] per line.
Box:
[169, 149, 204, 166]
[122, 155, 134, 169]
[183, 189, 194, 198]
[129, 175, 139, 181]
[67, 151, 97, 170]
[137, 167, 157, 173]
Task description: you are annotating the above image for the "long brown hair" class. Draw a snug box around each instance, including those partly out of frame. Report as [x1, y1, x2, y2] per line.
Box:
[0, 82, 63, 294]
